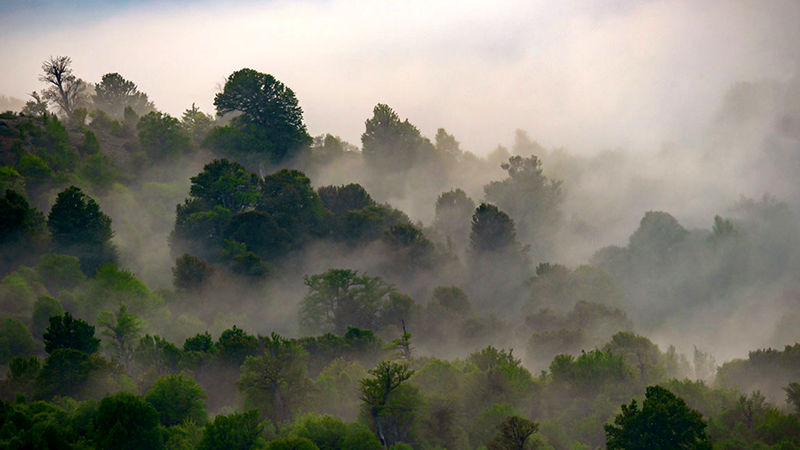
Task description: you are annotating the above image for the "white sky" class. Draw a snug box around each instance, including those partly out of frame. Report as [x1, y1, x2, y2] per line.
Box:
[1, 0, 798, 154]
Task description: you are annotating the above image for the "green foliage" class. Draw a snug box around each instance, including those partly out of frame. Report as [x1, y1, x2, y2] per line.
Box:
[98, 304, 142, 368]
[217, 325, 259, 367]
[550, 349, 632, 393]
[43, 312, 100, 355]
[80, 153, 119, 190]
[32, 295, 64, 338]
[318, 184, 374, 217]
[36, 253, 86, 292]
[95, 392, 164, 450]
[213, 68, 311, 163]
[484, 155, 562, 256]
[359, 360, 418, 447]
[81, 128, 100, 154]
[300, 269, 395, 335]
[0, 190, 47, 273]
[173, 254, 214, 291]
[288, 414, 382, 450]
[258, 169, 327, 241]
[145, 374, 208, 426]
[470, 203, 521, 254]
[361, 103, 428, 173]
[786, 382, 800, 415]
[181, 103, 214, 144]
[137, 111, 192, 160]
[48, 186, 117, 274]
[93, 72, 153, 118]
[487, 415, 540, 450]
[0, 317, 35, 364]
[605, 385, 710, 449]
[35, 348, 100, 399]
[238, 333, 313, 428]
[15, 152, 53, 182]
[197, 409, 265, 450]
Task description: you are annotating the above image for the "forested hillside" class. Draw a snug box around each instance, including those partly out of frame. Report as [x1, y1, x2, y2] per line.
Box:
[0, 55, 799, 449]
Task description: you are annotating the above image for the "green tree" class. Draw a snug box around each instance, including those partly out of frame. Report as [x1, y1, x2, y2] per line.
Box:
[484, 155, 562, 256]
[605, 385, 711, 449]
[216, 325, 259, 367]
[0, 189, 47, 272]
[359, 360, 418, 447]
[98, 304, 142, 369]
[487, 416, 539, 450]
[238, 333, 313, 430]
[197, 410, 264, 450]
[95, 392, 164, 450]
[145, 374, 208, 426]
[361, 104, 427, 173]
[434, 188, 475, 246]
[182, 103, 214, 144]
[0, 317, 35, 364]
[300, 269, 394, 335]
[786, 382, 800, 415]
[173, 253, 215, 291]
[213, 68, 311, 163]
[31, 295, 64, 338]
[137, 111, 192, 160]
[470, 203, 520, 254]
[93, 72, 154, 118]
[47, 186, 116, 274]
[258, 169, 327, 241]
[43, 312, 100, 354]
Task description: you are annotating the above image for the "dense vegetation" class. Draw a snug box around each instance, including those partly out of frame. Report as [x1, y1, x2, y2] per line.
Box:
[0, 56, 799, 449]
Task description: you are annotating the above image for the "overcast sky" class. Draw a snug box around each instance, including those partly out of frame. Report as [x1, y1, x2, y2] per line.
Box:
[1, 0, 798, 155]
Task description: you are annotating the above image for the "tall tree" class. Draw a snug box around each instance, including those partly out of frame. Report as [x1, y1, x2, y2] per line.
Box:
[361, 103, 427, 174]
[43, 312, 100, 355]
[359, 360, 418, 447]
[300, 269, 395, 335]
[92, 72, 154, 118]
[39, 56, 88, 118]
[605, 385, 711, 449]
[47, 186, 116, 274]
[212, 68, 311, 162]
[98, 304, 141, 369]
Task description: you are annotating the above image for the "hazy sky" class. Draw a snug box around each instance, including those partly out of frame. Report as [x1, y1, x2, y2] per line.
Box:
[1, 0, 798, 154]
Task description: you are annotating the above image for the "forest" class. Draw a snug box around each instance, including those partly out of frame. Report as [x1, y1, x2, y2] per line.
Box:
[0, 53, 799, 449]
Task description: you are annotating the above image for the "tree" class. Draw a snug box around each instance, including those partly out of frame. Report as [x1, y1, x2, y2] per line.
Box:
[362, 104, 427, 173]
[189, 159, 261, 212]
[47, 186, 116, 274]
[237, 333, 313, 430]
[605, 385, 711, 449]
[300, 269, 395, 335]
[258, 169, 327, 241]
[359, 360, 418, 447]
[95, 392, 164, 450]
[97, 304, 141, 369]
[318, 183, 375, 217]
[43, 312, 100, 355]
[145, 374, 208, 426]
[470, 203, 520, 255]
[216, 325, 259, 367]
[786, 382, 800, 415]
[39, 56, 88, 118]
[0, 318, 36, 364]
[182, 103, 214, 144]
[21, 91, 48, 118]
[487, 416, 539, 450]
[483, 155, 562, 256]
[173, 254, 215, 291]
[434, 188, 475, 245]
[92, 72, 154, 118]
[213, 68, 311, 162]
[31, 295, 64, 339]
[197, 410, 264, 450]
[0, 189, 47, 272]
[137, 111, 191, 160]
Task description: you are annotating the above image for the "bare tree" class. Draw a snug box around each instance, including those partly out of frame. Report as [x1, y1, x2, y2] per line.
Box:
[39, 56, 88, 117]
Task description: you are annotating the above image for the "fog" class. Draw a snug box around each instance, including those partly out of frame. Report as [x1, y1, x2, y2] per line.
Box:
[1, 1, 800, 448]
[2, 0, 799, 154]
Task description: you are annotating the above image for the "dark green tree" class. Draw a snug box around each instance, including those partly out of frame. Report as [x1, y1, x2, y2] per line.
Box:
[361, 104, 427, 173]
[43, 312, 100, 355]
[173, 254, 215, 291]
[212, 68, 311, 162]
[145, 374, 208, 426]
[95, 392, 164, 450]
[137, 111, 191, 160]
[487, 416, 539, 450]
[605, 385, 711, 449]
[47, 186, 116, 274]
[197, 410, 264, 450]
[786, 382, 800, 415]
[216, 325, 259, 367]
[470, 203, 520, 254]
